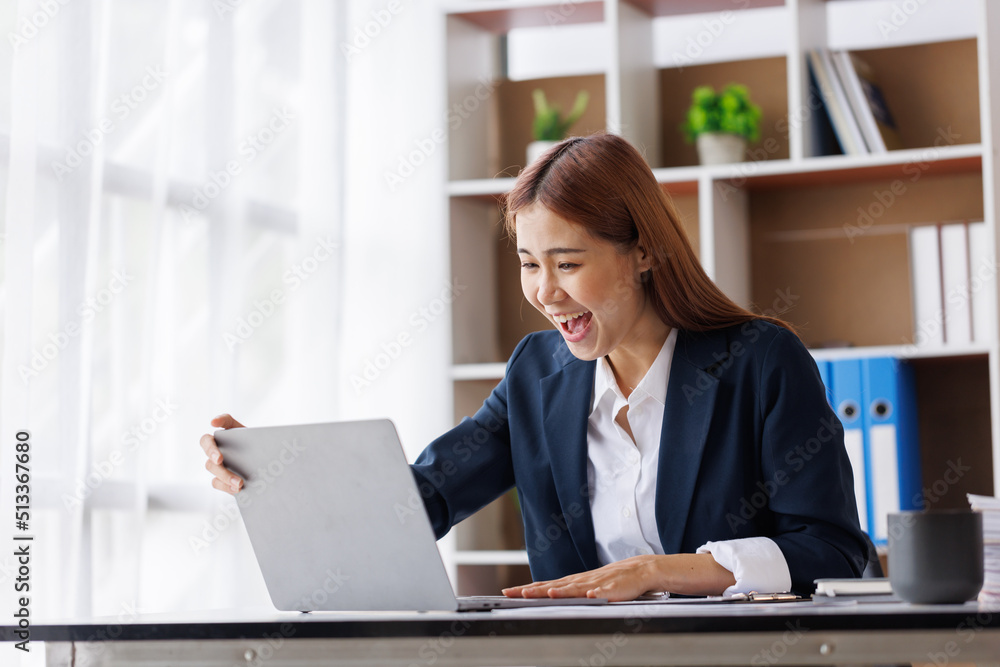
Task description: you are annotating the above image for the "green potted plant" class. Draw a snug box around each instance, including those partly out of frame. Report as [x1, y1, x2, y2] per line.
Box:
[527, 89, 589, 164]
[680, 84, 762, 165]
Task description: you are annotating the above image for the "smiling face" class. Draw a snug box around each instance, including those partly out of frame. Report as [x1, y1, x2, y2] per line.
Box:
[516, 203, 664, 363]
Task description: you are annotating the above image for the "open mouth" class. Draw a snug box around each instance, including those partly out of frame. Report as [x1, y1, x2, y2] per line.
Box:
[554, 311, 592, 336]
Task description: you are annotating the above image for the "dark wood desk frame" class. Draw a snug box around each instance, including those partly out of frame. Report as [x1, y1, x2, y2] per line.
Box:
[3, 601, 1000, 666]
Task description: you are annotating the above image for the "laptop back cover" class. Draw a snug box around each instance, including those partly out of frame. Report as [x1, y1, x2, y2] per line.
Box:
[215, 419, 458, 611]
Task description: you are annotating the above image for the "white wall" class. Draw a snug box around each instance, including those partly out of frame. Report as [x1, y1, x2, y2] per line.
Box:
[339, 0, 453, 460]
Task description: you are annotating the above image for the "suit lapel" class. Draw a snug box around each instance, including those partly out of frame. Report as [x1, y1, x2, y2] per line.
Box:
[539, 344, 601, 572]
[655, 329, 726, 555]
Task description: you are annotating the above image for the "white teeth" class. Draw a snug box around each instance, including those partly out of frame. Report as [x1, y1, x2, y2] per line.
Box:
[553, 311, 589, 323]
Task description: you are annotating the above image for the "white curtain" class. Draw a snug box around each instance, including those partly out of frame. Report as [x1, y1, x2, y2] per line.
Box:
[0, 0, 346, 619]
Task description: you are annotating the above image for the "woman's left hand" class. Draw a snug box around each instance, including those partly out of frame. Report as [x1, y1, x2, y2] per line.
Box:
[501, 553, 735, 601]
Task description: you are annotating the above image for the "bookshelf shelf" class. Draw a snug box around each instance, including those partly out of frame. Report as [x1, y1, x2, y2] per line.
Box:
[447, 178, 514, 199]
[624, 0, 785, 16]
[448, 172, 701, 199]
[445, 0, 605, 32]
[702, 144, 983, 188]
[451, 363, 507, 381]
[441, 0, 1000, 594]
[450, 145, 983, 199]
[809, 343, 991, 363]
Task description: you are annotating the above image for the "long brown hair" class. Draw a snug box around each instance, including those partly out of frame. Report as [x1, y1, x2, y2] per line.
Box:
[503, 133, 793, 333]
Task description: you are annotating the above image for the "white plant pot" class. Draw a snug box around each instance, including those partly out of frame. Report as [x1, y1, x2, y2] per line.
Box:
[526, 140, 558, 165]
[696, 133, 747, 165]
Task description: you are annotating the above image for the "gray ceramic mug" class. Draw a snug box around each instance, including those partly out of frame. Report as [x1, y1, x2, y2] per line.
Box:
[887, 510, 984, 604]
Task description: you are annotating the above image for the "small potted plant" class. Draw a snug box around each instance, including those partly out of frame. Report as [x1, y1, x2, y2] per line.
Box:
[527, 89, 589, 164]
[680, 84, 762, 165]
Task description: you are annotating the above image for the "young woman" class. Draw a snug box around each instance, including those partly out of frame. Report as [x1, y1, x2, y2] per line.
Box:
[201, 133, 867, 600]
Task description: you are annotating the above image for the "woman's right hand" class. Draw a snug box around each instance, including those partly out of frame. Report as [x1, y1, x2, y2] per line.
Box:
[200, 414, 246, 495]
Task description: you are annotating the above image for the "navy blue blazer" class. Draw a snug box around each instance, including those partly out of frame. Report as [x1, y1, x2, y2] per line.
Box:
[411, 320, 868, 593]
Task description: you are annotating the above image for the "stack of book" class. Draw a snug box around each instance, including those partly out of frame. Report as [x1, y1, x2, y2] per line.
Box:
[908, 221, 993, 348]
[967, 494, 1000, 603]
[807, 48, 903, 155]
[813, 577, 897, 603]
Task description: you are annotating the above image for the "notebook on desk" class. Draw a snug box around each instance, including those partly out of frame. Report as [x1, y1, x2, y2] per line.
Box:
[214, 419, 608, 612]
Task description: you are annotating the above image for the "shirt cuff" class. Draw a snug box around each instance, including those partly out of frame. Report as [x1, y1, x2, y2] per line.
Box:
[696, 537, 792, 596]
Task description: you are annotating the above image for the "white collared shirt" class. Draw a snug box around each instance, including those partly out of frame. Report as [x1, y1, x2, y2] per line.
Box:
[586, 328, 792, 595]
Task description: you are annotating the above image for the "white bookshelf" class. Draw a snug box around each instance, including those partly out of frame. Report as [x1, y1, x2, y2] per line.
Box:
[654, 143, 984, 184]
[441, 0, 1000, 594]
[810, 343, 992, 363]
[451, 362, 507, 381]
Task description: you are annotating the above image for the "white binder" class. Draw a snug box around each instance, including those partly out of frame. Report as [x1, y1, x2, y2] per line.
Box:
[969, 221, 995, 343]
[940, 223, 972, 345]
[908, 225, 944, 348]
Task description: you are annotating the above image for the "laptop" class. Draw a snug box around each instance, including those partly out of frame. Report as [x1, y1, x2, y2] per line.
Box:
[214, 419, 608, 612]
